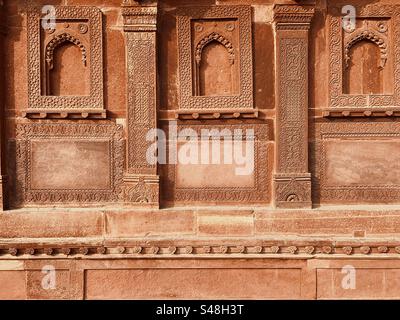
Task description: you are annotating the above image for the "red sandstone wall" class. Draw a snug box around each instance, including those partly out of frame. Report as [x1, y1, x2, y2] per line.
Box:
[1, 0, 400, 300]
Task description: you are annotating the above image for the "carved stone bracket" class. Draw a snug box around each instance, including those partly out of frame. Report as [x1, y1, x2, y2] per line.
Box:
[273, 4, 315, 209]
[122, 2, 159, 207]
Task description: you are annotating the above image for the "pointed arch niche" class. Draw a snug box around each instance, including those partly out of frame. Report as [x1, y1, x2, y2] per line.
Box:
[194, 32, 239, 96]
[328, 9, 400, 110]
[26, 6, 105, 118]
[44, 32, 89, 96]
[343, 29, 392, 95]
[177, 6, 253, 110]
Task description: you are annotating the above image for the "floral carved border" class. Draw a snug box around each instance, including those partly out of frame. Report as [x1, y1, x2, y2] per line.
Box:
[162, 123, 271, 204]
[14, 123, 124, 206]
[176, 5, 253, 110]
[26, 6, 104, 112]
[328, 4, 400, 108]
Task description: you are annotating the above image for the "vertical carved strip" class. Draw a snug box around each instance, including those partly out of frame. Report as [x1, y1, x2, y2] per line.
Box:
[122, 3, 159, 207]
[0, 3, 6, 210]
[273, 4, 315, 209]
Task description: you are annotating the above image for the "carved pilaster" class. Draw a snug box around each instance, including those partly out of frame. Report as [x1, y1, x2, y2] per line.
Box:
[273, 4, 315, 209]
[122, 1, 159, 207]
[0, 2, 7, 210]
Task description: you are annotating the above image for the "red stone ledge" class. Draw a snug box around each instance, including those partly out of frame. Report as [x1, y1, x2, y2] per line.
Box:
[2, 207, 400, 239]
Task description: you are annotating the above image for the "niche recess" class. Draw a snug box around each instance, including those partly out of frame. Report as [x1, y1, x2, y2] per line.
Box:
[328, 5, 399, 110]
[177, 6, 253, 112]
[342, 19, 391, 95]
[26, 6, 105, 119]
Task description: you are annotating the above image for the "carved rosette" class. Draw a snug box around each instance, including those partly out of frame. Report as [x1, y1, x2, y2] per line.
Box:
[122, 3, 159, 207]
[274, 173, 312, 209]
[273, 4, 315, 209]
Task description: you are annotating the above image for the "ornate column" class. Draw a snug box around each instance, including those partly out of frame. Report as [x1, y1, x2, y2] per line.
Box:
[273, 3, 315, 209]
[0, 2, 7, 210]
[121, 0, 159, 207]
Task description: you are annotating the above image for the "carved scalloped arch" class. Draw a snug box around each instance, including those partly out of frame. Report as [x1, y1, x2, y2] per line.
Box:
[344, 29, 388, 68]
[45, 33, 87, 69]
[195, 32, 235, 65]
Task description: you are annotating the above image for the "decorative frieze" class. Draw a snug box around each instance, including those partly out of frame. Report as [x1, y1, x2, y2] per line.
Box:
[1, 241, 400, 258]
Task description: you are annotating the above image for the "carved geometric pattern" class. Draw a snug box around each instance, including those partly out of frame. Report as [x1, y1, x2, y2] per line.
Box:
[273, 4, 314, 209]
[329, 4, 400, 108]
[177, 6, 253, 109]
[122, 4, 159, 207]
[125, 17, 157, 175]
[13, 123, 124, 206]
[27, 6, 104, 111]
[123, 175, 159, 205]
[162, 123, 271, 204]
[277, 38, 308, 173]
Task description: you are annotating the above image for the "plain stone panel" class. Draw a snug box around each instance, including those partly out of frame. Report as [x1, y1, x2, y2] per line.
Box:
[30, 140, 111, 190]
[85, 268, 302, 299]
[197, 211, 254, 236]
[317, 268, 400, 299]
[0, 211, 104, 238]
[105, 210, 196, 237]
[0, 271, 26, 300]
[26, 270, 70, 300]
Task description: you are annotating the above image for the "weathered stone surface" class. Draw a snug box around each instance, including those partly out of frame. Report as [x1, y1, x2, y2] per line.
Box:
[85, 268, 302, 299]
[2, 0, 400, 300]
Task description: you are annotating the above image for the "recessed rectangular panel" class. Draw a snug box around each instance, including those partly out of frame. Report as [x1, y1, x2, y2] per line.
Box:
[176, 141, 255, 188]
[85, 268, 301, 299]
[30, 140, 111, 190]
[325, 140, 400, 187]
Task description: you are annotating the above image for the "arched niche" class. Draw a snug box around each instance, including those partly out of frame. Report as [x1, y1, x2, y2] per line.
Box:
[343, 30, 392, 95]
[194, 33, 238, 96]
[45, 33, 89, 96]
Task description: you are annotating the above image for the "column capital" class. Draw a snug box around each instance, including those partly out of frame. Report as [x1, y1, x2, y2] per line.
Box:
[122, 1, 158, 32]
[274, 3, 315, 30]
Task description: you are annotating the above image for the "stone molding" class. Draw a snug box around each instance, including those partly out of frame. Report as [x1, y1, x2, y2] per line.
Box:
[1, 240, 400, 259]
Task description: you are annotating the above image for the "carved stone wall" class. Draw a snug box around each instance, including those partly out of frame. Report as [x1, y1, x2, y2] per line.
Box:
[4, 0, 400, 300]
